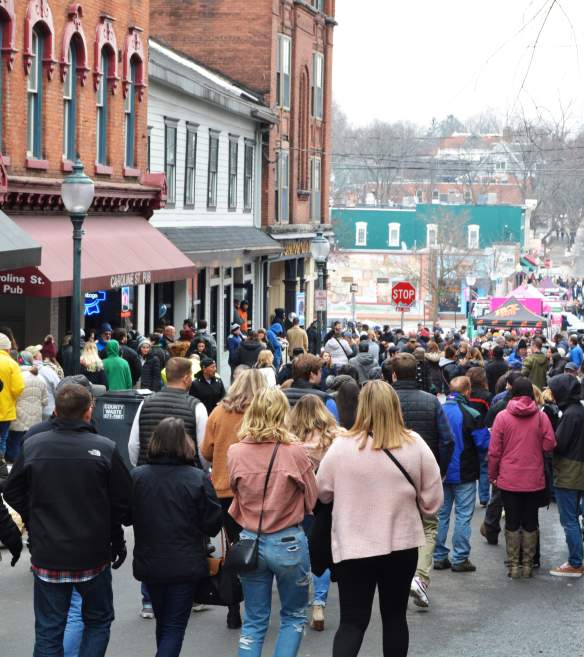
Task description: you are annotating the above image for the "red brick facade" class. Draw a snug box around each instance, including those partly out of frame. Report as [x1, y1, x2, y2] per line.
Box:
[1, 0, 149, 182]
[148, 0, 335, 227]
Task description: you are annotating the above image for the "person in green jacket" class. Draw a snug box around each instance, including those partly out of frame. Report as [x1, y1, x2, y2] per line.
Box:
[521, 337, 548, 390]
[103, 339, 132, 391]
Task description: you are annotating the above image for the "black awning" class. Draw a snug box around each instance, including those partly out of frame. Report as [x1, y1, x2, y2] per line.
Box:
[158, 225, 282, 266]
[476, 296, 548, 329]
[0, 210, 42, 271]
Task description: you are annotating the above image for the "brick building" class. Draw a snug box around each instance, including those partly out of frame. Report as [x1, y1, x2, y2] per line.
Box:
[149, 0, 336, 324]
[0, 0, 194, 345]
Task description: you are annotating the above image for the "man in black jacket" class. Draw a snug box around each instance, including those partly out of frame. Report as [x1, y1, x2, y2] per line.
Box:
[4, 383, 132, 657]
[485, 346, 509, 395]
[386, 353, 454, 609]
[232, 331, 264, 369]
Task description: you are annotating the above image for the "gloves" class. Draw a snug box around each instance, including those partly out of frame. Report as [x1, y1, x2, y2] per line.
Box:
[111, 543, 127, 570]
[9, 540, 22, 567]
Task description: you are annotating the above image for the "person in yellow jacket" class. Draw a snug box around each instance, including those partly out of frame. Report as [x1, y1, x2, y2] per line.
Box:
[0, 333, 25, 478]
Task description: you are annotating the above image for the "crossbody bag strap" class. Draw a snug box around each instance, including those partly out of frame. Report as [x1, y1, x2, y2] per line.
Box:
[334, 336, 352, 359]
[256, 442, 281, 536]
[382, 447, 419, 501]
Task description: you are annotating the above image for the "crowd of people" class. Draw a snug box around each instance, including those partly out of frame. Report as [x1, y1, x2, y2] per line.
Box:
[1, 310, 584, 657]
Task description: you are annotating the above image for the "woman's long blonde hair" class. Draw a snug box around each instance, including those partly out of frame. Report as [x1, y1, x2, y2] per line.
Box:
[238, 387, 296, 444]
[81, 340, 104, 372]
[289, 394, 338, 451]
[222, 369, 267, 414]
[256, 349, 274, 368]
[348, 380, 413, 450]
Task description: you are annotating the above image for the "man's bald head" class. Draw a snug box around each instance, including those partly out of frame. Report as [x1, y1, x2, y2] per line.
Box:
[449, 376, 471, 397]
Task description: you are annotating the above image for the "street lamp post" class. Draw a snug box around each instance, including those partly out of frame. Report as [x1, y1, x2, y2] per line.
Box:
[465, 275, 476, 339]
[310, 230, 330, 354]
[61, 160, 95, 375]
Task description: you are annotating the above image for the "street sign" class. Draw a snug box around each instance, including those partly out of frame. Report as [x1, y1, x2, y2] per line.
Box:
[391, 281, 416, 308]
[350, 283, 358, 293]
[314, 289, 328, 312]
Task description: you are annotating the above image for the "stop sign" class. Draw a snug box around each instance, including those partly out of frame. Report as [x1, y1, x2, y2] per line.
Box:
[391, 281, 416, 308]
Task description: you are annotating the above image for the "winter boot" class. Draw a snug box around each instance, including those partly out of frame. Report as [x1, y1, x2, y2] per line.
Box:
[522, 530, 539, 578]
[505, 530, 522, 579]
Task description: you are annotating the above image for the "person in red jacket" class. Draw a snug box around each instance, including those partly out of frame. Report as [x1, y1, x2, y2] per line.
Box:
[488, 377, 556, 579]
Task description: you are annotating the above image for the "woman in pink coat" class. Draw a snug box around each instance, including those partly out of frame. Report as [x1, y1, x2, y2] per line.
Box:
[489, 377, 556, 579]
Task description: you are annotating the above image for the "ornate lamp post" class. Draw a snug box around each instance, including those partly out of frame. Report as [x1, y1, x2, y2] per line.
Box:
[310, 231, 331, 354]
[465, 275, 476, 339]
[61, 160, 95, 375]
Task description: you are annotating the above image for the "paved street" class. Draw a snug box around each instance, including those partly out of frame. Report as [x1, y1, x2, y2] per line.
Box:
[2, 501, 584, 657]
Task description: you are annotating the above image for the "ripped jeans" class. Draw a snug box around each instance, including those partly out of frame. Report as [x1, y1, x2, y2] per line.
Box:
[238, 525, 310, 657]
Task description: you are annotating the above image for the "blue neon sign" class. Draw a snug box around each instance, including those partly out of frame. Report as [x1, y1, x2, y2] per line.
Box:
[84, 291, 107, 316]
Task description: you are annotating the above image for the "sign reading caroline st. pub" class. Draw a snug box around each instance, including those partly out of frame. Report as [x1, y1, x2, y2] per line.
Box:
[0, 269, 153, 296]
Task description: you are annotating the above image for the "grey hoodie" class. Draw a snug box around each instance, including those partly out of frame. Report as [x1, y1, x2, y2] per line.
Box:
[350, 352, 376, 385]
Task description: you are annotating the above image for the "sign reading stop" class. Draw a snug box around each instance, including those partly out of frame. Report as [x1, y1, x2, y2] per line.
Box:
[391, 281, 416, 308]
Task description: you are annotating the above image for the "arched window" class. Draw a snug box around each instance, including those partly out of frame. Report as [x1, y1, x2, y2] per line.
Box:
[122, 26, 146, 174]
[27, 27, 44, 159]
[96, 46, 112, 165]
[24, 0, 56, 165]
[63, 44, 76, 160]
[124, 57, 137, 168]
[60, 5, 89, 164]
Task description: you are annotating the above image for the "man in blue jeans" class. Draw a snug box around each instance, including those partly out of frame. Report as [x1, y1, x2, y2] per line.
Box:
[549, 375, 584, 577]
[434, 376, 490, 572]
[4, 382, 132, 656]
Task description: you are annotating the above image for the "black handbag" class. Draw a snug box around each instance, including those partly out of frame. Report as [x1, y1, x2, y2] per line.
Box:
[223, 443, 280, 574]
[307, 500, 334, 578]
[194, 530, 243, 607]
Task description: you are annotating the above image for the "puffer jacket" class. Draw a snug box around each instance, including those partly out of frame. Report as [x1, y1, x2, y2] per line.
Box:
[489, 396, 556, 492]
[10, 370, 48, 432]
[392, 380, 454, 475]
[324, 336, 354, 367]
[0, 351, 25, 422]
[549, 375, 584, 490]
[425, 352, 443, 393]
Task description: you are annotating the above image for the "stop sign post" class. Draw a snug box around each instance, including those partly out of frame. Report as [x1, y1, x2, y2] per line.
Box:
[391, 281, 416, 329]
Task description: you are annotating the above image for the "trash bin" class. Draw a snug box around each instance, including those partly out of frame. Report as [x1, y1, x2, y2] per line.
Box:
[93, 390, 152, 470]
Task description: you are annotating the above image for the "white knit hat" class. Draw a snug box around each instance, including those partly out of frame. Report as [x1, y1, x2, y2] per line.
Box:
[0, 333, 11, 350]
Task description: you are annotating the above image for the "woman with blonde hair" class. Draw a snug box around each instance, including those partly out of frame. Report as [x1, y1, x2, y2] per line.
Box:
[201, 368, 267, 629]
[290, 394, 338, 631]
[227, 387, 317, 657]
[317, 380, 443, 657]
[80, 340, 107, 387]
[254, 349, 277, 388]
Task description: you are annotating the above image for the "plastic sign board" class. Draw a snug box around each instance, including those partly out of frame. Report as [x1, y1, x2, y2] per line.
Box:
[391, 281, 416, 308]
[315, 289, 328, 312]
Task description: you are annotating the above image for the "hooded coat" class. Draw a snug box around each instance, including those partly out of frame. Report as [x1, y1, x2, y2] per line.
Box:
[424, 351, 443, 393]
[521, 351, 548, 390]
[549, 375, 584, 490]
[103, 340, 133, 391]
[266, 323, 283, 369]
[324, 335, 353, 367]
[488, 396, 556, 492]
[349, 351, 376, 385]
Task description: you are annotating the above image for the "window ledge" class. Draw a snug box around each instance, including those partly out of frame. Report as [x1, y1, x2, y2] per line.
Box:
[95, 163, 113, 176]
[243, 208, 252, 214]
[26, 158, 49, 171]
[297, 189, 310, 199]
[61, 159, 73, 173]
[184, 203, 195, 210]
[123, 166, 140, 178]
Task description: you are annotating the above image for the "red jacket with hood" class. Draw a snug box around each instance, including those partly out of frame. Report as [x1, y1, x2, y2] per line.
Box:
[488, 396, 556, 492]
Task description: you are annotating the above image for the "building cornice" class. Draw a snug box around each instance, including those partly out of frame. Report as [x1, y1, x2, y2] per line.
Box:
[3, 173, 167, 219]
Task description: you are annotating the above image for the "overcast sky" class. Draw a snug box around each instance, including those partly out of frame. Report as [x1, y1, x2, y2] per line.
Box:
[333, 0, 584, 128]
